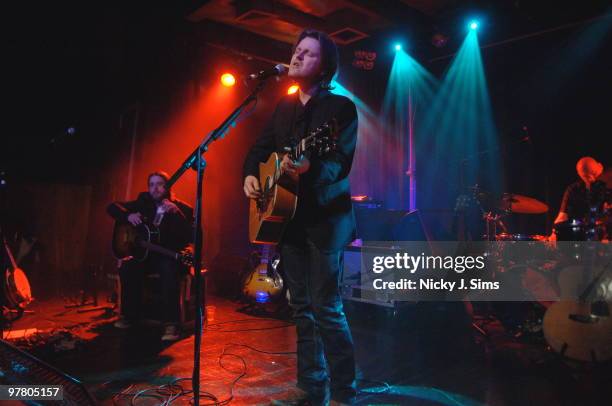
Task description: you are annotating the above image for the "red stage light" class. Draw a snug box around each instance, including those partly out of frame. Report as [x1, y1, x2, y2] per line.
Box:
[220, 73, 236, 87]
[287, 84, 299, 95]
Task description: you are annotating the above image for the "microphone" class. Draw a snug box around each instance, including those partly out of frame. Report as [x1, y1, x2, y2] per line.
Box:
[248, 64, 287, 81]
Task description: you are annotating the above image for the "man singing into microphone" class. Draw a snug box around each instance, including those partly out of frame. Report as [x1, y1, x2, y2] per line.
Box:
[243, 29, 358, 405]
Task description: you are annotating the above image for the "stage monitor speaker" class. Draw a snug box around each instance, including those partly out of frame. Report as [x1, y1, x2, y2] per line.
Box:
[355, 208, 433, 243]
[354, 208, 406, 240]
[0, 338, 97, 405]
[343, 209, 433, 306]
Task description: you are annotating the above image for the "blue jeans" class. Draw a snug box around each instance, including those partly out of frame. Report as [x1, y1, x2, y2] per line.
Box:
[281, 240, 356, 405]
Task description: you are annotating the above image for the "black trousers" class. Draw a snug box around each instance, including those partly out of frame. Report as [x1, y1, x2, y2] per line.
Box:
[281, 239, 356, 405]
[119, 255, 183, 324]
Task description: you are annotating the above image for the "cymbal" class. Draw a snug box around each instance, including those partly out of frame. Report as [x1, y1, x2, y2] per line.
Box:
[501, 193, 548, 214]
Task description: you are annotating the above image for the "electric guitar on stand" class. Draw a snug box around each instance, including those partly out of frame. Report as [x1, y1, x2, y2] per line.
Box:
[242, 244, 283, 303]
[249, 119, 338, 244]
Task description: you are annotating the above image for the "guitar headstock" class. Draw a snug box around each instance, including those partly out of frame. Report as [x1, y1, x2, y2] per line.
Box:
[300, 118, 339, 158]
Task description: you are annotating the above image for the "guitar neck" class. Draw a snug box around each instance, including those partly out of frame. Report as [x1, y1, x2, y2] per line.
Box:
[578, 261, 611, 303]
[292, 133, 316, 157]
[140, 241, 179, 260]
[261, 244, 271, 264]
[290, 119, 337, 158]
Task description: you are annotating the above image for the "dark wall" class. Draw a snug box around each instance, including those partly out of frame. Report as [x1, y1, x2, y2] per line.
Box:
[4, 3, 610, 293]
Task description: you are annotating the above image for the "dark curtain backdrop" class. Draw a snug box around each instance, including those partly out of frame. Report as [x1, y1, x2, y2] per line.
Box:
[4, 183, 92, 298]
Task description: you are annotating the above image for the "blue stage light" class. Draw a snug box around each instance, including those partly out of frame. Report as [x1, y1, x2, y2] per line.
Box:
[394, 43, 402, 51]
[469, 20, 479, 30]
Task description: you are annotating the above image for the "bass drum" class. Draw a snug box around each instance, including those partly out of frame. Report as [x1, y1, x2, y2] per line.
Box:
[2, 266, 33, 320]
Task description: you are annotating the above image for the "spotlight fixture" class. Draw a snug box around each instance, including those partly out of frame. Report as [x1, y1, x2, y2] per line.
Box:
[469, 20, 479, 30]
[394, 43, 402, 51]
[220, 73, 236, 87]
[287, 84, 299, 95]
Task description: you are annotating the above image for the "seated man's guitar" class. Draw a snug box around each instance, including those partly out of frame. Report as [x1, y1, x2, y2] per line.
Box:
[249, 119, 338, 244]
[112, 222, 193, 266]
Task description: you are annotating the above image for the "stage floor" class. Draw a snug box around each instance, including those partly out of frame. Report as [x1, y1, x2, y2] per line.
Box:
[3, 294, 611, 405]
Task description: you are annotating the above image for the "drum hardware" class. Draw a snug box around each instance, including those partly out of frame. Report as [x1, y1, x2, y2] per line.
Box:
[483, 212, 509, 241]
[458, 186, 557, 339]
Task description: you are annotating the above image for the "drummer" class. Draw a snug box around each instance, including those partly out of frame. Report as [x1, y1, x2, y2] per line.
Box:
[551, 156, 610, 240]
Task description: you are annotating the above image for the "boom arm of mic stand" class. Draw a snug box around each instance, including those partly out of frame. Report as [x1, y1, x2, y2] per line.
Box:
[165, 80, 266, 189]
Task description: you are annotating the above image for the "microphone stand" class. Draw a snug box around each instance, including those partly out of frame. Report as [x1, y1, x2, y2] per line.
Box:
[165, 78, 269, 405]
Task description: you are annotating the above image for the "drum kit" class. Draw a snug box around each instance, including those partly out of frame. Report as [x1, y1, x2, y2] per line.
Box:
[461, 184, 610, 243]
[463, 183, 611, 361]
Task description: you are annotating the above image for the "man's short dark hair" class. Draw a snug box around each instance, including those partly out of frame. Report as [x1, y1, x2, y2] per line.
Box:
[293, 29, 339, 89]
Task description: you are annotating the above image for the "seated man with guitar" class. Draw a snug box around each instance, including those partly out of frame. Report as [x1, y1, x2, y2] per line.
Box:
[107, 171, 193, 341]
[243, 29, 358, 405]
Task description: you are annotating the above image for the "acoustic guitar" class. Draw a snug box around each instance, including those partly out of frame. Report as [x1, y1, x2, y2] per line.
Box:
[249, 119, 338, 244]
[543, 250, 612, 362]
[112, 222, 193, 266]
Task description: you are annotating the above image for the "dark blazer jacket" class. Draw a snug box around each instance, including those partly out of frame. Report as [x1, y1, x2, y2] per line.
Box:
[107, 192, 194, 251]
[243, 90, 358, 251]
